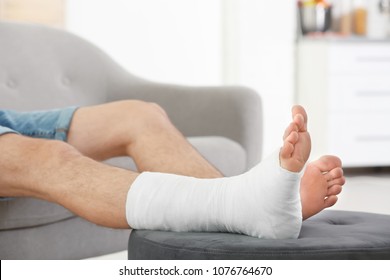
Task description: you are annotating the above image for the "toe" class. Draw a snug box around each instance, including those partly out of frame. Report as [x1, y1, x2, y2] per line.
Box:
[327, 176, 346, 187]
[325, 167, 344, 182]
[324, 195, 338, 208]
[283, 122, 298, 140]
[314, 155, 342, 173]
[293, 114, 305, 132]
[280, 141, 295, 159]
[292, 105, 308, 128]
[280, 131, 299, 158]
[327, 184, 343, 196]
[286, 130, 299, 145]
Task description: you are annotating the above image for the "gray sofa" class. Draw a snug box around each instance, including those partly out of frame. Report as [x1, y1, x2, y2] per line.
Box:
[0, 21, 262, 259]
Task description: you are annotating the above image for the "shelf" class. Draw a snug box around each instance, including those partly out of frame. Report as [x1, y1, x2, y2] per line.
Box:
[297, 34, 390, 43]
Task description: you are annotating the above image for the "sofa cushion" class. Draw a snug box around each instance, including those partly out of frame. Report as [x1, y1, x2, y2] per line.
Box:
[105, 136, 247, 176]
[189, 136, 246, 176]
[0, 198, 73, 230]
[0, 216, 131, 260]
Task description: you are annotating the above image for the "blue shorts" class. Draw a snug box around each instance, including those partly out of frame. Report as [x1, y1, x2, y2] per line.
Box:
[0, 107, 78, 201]
[0, 107, 78, 141]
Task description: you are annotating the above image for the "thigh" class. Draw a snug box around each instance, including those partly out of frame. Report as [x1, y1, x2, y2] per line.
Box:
[67, 100, 144, 161]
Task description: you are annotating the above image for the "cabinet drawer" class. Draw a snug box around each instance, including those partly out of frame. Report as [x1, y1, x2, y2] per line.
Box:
[328, 43, 390, 75]
[328, 113, 390, 167]
[328, 76, 390, 113]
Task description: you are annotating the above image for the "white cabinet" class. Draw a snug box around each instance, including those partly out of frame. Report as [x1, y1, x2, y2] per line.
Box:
[296, 39, 390, 167]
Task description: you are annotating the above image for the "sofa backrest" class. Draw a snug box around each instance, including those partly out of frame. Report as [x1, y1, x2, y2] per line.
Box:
[0, 21, 124, 111]
[0, 21, 262, 169]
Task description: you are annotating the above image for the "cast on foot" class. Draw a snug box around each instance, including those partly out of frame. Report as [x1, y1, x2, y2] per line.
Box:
[127, 105, 313, 239]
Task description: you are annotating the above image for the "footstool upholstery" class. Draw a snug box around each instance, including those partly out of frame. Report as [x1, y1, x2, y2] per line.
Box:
[128, 210, 390, 259]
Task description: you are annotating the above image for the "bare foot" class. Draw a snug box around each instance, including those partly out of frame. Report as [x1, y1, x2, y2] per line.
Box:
[300, 156, 345, 220]
[279, 105, 345, 220]
[280, 105, 311, 173]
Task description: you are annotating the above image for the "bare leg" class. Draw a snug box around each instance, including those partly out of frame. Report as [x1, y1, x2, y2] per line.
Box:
[0, 101, 222, 229]
[0, 133, 135, 228]
[67, 100, 222, 178]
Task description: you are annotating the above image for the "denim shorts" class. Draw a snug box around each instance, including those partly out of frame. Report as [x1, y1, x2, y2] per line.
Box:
[0, 107, 78, 201]
[0, 107, 78, 141]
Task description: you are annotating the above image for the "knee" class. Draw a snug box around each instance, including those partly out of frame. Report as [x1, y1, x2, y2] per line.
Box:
[120, 100, 171, 128]
[42, 140, 82, 164]
[124, 100, 167, 117]
[143, 101, 168, 119]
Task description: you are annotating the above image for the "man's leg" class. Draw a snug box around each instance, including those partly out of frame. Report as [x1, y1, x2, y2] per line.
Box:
[0, 133, 135, 228]
[0, 100, 222, 229]
[67, 100, 222, 178]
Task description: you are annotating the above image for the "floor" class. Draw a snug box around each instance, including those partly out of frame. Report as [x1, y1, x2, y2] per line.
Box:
[86, 250, 127, 260]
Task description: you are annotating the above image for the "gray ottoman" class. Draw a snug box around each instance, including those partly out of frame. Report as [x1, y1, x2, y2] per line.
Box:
[128, 210, 390, 259]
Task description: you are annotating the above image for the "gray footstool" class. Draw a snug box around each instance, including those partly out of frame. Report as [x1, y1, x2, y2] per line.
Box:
[128, 210, 390, 259]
